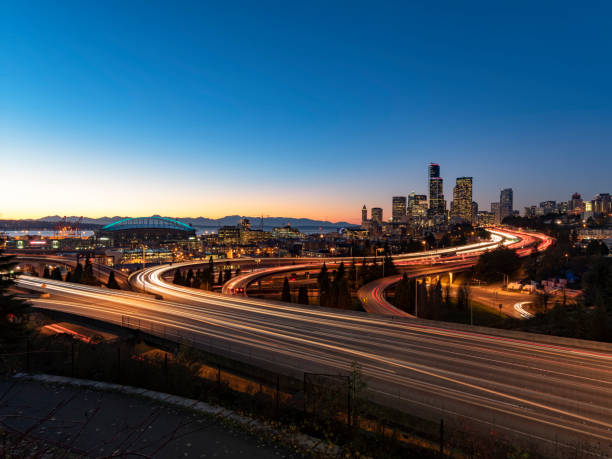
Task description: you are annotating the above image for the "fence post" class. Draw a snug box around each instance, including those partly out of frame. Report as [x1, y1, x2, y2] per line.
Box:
[71, 340, 75, 377]
[303, 373, 307, 413]
[347, 375, 351, 428]
[275, 375, 280, 417]
[440, 418, 444, 457]
[26, 339, 30, 372]
[117, 347, 121, 384]
[164, 352, 168, 390]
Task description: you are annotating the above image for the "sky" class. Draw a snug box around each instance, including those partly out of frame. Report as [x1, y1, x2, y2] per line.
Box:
[1, 1, 611, 224]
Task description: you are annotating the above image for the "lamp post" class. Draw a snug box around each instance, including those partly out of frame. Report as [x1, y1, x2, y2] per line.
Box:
[414, 278, 418, 318]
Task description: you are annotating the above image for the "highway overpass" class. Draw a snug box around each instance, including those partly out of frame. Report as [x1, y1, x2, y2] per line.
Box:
[357, 228, 553, 317]
[16, 273, 612, 458]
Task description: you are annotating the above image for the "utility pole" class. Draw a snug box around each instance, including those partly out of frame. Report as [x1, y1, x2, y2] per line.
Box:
[414, 278, 418, 318]
[469, 281, 473, 326]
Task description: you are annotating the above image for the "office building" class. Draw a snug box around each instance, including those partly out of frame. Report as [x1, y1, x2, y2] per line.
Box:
[428, 163, 445, 219]
[361, 205, 367, 224]
[568, 192, 583, 215]
[593, 193, 611, 215]
[477, 211, 495, 226]
[500, 188, 513, 222]
[408, 193, 428, 219]
[491, 202, 500, 223]
[452, 177, 473, 223]
[539, 201, 556, 215]
[392, 196, 407, 221]
[371, 207, 383, 224]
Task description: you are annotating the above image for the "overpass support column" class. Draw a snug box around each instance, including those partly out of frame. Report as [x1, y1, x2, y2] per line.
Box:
[449, 272, 453, 286]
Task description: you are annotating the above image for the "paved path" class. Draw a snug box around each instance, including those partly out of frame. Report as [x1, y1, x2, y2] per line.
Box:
[0, 378, 298, 458]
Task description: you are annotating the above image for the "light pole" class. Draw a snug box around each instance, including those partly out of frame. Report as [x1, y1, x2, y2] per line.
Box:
[414, 278, 418, 318]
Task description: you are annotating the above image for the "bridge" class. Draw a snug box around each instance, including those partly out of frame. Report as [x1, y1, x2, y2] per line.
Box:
[10, 254, 130, 289]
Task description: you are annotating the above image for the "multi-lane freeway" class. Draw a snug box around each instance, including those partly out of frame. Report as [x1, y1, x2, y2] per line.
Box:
[358, 228, 553, 317]
[17, 268, 612, 457]
[13, 227, 612, 456]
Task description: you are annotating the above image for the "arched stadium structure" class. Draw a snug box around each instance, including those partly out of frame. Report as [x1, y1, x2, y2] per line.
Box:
[96, 216, 196, 247]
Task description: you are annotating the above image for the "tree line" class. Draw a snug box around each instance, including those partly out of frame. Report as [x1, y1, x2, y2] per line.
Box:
[172, 256, 240, 290]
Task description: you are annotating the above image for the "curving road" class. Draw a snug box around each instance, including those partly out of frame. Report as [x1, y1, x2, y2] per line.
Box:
[16, 273, 612, 457]
[357, 228, 552, 317]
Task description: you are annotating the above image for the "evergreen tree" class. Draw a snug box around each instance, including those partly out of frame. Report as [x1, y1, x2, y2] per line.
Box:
[335, 278, 352, 309]
[186, 268, 194, 286]
[64, 271, 72, 282]
[82, 259, 97, 286]
[224, 267, 232, 283]
[383, 254, 398, 276]
[51, 267, 63, 281]
[348, 260, 357, 288]
[173, 269, 183, 285]
[71, 263, 83, 284]
[430, 280, 443, 320]
[393, 273, 411, 310]
[336, 262, 346, 281]
[217, 269, 223, 286]
[42, 266, 51, 279]
[208, 256, 214, 274]
[107, 271, 120, 289]
[318, 263, 331, 306]
[281, 277, 292, 302]
[235, 267, 241, 276]
[0, 250, 29, 339]
[297, 286, 309, 305]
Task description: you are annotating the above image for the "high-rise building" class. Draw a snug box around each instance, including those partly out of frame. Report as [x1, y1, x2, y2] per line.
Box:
[361, 205, 367, 223]
[428, 163, 445, 219]
[452, 177, 473, 223]
[408, 193, 428, 219]
[371, 207, 383, 224]
[568, 192, 583, 215]
[471, 201, 478, 223]
[392, 196, 407, 222]
[539, 201, 556, 215]
[491, 202, 500, 223]
[477, 211, 495, 226]
[500, 188, 513, 222]
[592, 193, 611, 215]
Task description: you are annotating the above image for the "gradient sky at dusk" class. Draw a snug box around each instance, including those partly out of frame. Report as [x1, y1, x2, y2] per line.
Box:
[2, 1, 611, 223]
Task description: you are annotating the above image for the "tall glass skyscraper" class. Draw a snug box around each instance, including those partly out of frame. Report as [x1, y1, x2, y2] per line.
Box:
[392, 196, 407, 221]
[452, 177, 473, 223]
[428, 163, 445, 219]
[500, 188, 514, 222]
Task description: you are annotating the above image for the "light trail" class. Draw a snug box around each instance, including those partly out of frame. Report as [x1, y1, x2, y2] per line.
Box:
[14, 227, 612, 456]
[358, 227, 553, 318]
[514, 301, 534, 319]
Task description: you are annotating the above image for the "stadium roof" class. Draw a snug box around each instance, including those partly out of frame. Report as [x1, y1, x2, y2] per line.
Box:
[101, 216, 194, 232]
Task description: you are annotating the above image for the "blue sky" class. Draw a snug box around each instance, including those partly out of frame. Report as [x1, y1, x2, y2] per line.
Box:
[1, 1, 611, 222]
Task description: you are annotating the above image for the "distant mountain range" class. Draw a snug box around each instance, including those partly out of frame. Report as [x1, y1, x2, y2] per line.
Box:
[7, 215, 357, 229]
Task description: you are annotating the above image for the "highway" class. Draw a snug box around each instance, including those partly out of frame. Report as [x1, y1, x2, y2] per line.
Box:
[357, 228, 553, 317]
[220, 230, 510, 300]
[17, 270, 612, 457]
[357, 262, 477, 317]
[11, 254, 130, 289]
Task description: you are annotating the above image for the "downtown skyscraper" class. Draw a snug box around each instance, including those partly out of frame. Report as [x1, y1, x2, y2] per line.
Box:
[392, 196, 407, 222]
[500, 188, 514, 222]
[452, 177, 473, 223]
[428, 163, 445, 221]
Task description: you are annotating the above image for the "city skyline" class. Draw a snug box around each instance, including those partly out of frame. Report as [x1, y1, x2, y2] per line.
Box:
[2, 2, 612, 222]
